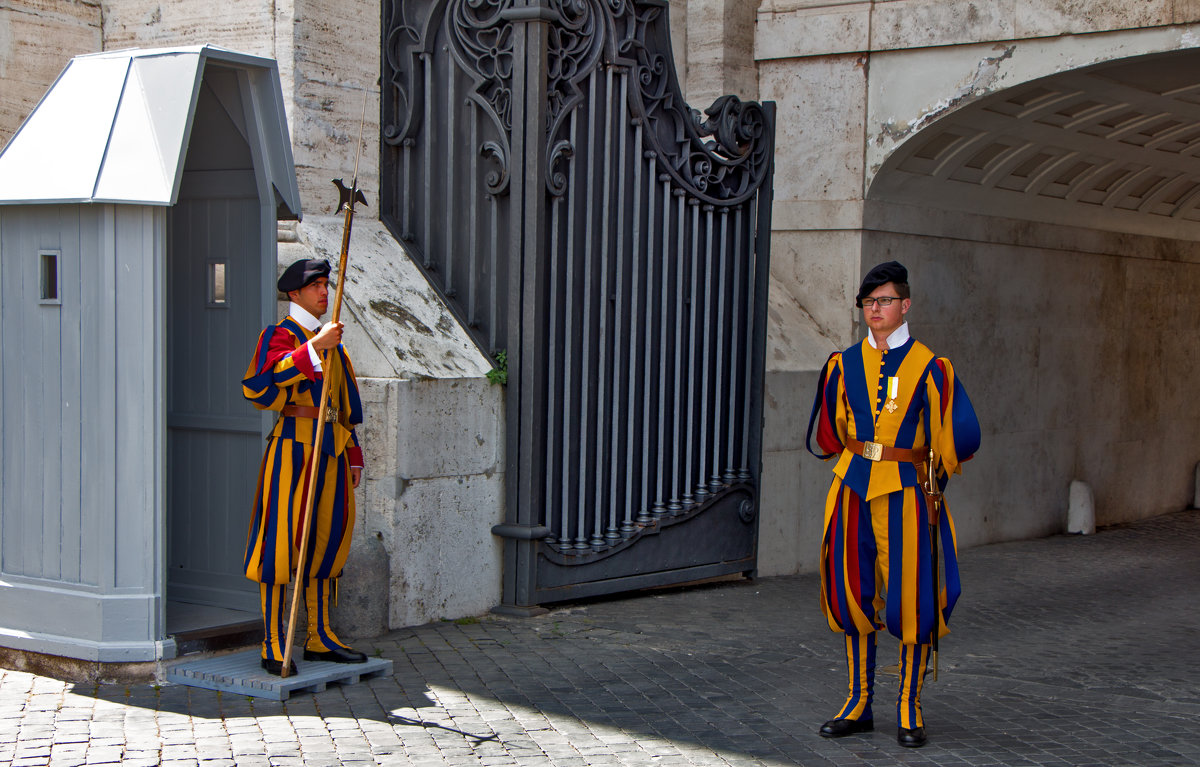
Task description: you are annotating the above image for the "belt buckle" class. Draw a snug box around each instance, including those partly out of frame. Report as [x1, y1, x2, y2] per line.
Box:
[324, 405, 340, 422]
[862, 441, 883, 461]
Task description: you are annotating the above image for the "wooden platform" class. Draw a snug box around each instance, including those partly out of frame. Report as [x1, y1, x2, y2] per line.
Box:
[165, 648, 392, 701]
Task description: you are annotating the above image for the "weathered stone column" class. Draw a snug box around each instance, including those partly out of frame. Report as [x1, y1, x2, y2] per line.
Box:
[683, 0, 758, 106]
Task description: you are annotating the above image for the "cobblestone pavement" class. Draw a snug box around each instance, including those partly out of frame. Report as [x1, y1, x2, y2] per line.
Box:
[2, 510, 1198, 767]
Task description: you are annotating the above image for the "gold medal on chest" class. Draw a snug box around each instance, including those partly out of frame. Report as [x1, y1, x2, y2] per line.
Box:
[883, 376, 900, 414]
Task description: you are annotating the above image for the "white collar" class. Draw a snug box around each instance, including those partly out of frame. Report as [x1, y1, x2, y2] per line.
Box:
[867, 321, 910, 351]
[288, 302, 323, 332]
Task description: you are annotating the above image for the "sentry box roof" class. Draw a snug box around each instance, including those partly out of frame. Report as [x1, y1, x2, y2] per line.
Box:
[0, 45, 301, 219]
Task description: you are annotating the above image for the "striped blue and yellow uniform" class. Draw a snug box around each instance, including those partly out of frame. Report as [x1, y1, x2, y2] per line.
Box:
[242, 316, 364, 659]
[806, 335, 980, 727]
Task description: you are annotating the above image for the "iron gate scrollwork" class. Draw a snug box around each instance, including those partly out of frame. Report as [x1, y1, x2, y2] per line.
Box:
[382, 0, 775, 608]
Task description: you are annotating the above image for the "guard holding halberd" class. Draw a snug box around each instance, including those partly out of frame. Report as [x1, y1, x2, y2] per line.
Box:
[241, 257, 368, 676]
[805, 261, 981, 748]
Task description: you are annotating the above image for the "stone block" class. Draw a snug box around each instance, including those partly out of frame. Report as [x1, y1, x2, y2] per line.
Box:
[684, 0, 758, 104]
[331, 532, 390, 640]
[354, 378, 400, 478]
[768, 229, 862, 352]
[758, 56, 867, 203]
[757, 449, 803, 577]
[100, 0, 275, 57]
[870, 0, 1016, 51]
[757, 445, 829, 577]
[1013, 0, 1172, 39]
[1175, 0, 1200, 23]
[375, 473, 505, 628]
[395, 378, 503, 481]
[767, 280, 843, 374]
[763, 369, 811, 454]
[755, 3, 871, 60]
[759, 369, 831, 576]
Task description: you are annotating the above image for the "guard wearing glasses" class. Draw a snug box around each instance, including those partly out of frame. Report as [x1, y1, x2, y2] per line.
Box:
[805, 261, 981, 747]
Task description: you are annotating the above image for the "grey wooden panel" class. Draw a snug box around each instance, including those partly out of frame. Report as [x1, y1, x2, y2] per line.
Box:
[0, 210, 7, 576]
[60, 206, 84, 584]
[167, 189, 262, 613]
[114, 205, 159, 590]
[0, 205, 103, 585]
[74, 205, 108, 587]
[83, 205, 118, 589]
[38, 208, 65, 580]
[0, 209, 29, 577]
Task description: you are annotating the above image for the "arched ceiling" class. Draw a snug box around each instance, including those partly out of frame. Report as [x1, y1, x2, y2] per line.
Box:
[869, 48, 1200, 240]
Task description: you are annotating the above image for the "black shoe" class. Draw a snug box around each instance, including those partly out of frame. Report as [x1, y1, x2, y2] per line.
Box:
[260, 657, 297, 677]
[897, 726, 927, 748]
[819, 718, 874, 737]
[303, 646, 367, 664]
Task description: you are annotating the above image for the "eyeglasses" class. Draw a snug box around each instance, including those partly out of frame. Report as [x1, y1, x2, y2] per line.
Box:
[861, 296, 901, 309]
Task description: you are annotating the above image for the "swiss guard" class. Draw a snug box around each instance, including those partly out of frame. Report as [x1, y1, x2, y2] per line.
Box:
[805, 261, 981, 748]
[241, 258, 368, 675]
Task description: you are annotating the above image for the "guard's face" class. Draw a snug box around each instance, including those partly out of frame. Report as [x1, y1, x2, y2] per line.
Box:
[861, 282, 910, 338]
[290, 277, 330, 319]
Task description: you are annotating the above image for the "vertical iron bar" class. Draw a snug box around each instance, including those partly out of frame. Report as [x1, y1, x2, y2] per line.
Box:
[694, 205, 714, 502]
[402, 139, 411, 239]
[544, 196, 561, 536]
[667, 188, 686, 513]
[468, 102, 478, 326]
[681, 198, 700, 508]
[421, 52, 432, 268]
[608, 67, 629, 540]
[725, 204, 743, 481]
[488, 193, 498, 353]
[592, 66, 614, 548]
[739, 194, 758, 480]
[710, 206, 729, 491]
[629, 115, 648, 530]
[445, 63, 456, 293]
[650, 166, 667, 517]
[559, 110, 579, 547]
[575, 70, 598, 549]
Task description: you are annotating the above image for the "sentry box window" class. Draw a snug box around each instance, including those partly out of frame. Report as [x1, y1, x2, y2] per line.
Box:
[207, 261, 227, 307]
[39, 250, 61, 305]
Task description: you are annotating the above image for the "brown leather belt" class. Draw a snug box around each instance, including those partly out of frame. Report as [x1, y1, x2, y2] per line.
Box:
[845, 437, 920, 463]
[281, 404, 340, 421]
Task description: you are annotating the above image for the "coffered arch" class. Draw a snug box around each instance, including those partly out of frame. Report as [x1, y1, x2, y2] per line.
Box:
[869, 47, 1200, 240]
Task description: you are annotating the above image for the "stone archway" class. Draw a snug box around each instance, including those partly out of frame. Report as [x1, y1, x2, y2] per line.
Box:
[863, 48, 1200, 546]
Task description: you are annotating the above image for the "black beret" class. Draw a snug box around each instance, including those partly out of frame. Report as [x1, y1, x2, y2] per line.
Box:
[277, 258, 331, 293]
[855, 261, 908, 307]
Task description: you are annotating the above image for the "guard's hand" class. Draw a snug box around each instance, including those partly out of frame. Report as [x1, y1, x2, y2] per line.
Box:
[351, 467, 362, 488]
[311, 321, 344, 351]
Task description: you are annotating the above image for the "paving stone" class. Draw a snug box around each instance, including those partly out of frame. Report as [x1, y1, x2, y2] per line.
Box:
[4, 512, 1200, 765]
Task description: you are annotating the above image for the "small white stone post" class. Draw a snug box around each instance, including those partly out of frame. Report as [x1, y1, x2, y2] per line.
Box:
[1067, 480, 1095, 535]
[1193, 462, 1200, 509]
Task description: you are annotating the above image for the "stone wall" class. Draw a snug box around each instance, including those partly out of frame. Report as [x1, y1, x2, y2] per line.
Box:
[737, 2, 1200, 576]
[865, 206, 1200, 544]
[0, 0, 101, 147]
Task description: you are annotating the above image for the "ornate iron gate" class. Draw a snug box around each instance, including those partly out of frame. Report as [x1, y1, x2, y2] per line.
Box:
[382, 0, 775, 609]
